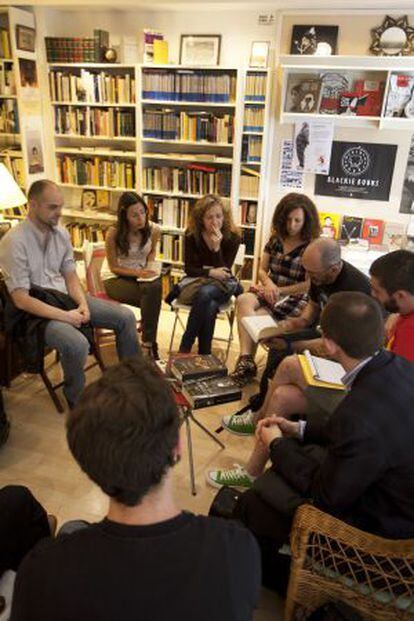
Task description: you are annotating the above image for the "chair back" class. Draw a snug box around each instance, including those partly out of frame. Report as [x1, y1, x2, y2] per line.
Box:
[233, 244, 246, 277]
[82, 240, 108, 298]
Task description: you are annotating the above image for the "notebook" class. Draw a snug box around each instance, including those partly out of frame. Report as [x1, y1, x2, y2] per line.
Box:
[298, 350, 346, 391]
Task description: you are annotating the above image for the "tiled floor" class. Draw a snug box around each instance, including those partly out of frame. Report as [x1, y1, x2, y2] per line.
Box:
[0, 306, 284, 619]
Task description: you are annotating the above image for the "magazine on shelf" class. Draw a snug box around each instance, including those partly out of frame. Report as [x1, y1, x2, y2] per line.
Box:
[285, 74, 322, 114]
[181, 375, 241, 409]
[169, 353, 227, 381]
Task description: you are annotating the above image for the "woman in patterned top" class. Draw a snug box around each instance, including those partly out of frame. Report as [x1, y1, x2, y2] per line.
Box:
[231, 193, 320, 386]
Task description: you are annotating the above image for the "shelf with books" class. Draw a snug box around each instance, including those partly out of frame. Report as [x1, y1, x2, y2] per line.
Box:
[55, 147, 136, 158]
[62, 207, 116, 222]
[51, 101, 136, 108]
[54, 134, 136, 141]
[59, 182, 131, 192]
[142, 138, 234, 147]
[142, 153, 232, 165]
[143, 189, 203, 200]
[56, 151, 136, 189]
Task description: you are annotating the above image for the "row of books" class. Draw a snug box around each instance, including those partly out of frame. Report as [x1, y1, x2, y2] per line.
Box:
[49, 70, 136, 105]
[146, 196, 190, 229]
[285, 72, 384, 117]
[45, 37, 96, 63]
[241, 135, 262, 163]
[56, 154, 136, 188]
[54, 106, 135, 138]
[143, 165, 232, 197]
[319, 212, 407, 250]
[0, 29, 11, 59]
[142, 109, 234, 143]
[158, 233, 183, 263]
[0, 66, 15, 96]
[245, 73, 266, 101]
[243, 106, 264, 132]
[66, 222, 109, 248]
[142, 70, 237, 103]
[0, 152, 25, 187]
[241, 227, 255, 255]
[0, 100, 19, 134]
[240, 172, 259, 198]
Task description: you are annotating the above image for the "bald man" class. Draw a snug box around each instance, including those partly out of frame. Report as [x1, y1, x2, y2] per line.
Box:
[222, 239, 371, 436]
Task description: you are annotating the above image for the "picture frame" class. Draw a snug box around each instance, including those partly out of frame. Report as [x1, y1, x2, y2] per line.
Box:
[81, 189, 97, 211]
[290, 25, 339, 56]
[179, 35, 221, 66]
[16, 25, 36, 53]
[249, 41, 270, 68]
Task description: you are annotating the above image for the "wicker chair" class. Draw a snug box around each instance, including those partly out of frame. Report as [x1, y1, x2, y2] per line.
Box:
[285, 504, 414, 621]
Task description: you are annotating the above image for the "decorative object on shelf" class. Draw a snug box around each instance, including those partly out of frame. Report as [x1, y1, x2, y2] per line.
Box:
[338, 78, 385, 117]
[319, 212, 341, 239]
[370, 15, 414, 56]
[18, 58, 38, 89]
[15, 25, 35, 53]
[384, 73, 414, 117]
[81, 189, 97, 210]
[143, 29, 164, 64]
[315, 141, 397, 202]
[290, 25, 338, 56]
[103, 47, 118, 63]
[399, 134, 414, 214]
[153, 39, 168, 64]
[96, 189, 110, 210]
[249, 41, 270, 68]
[319, 72, 350, 115]
[340, 215, 363, 242]
[179, 35, 221, 66]
[285, 74, 322, 113]
[94, 29, 109, 63]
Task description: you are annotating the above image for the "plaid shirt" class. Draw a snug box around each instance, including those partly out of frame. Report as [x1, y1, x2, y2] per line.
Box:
[263, 237, 309, 319]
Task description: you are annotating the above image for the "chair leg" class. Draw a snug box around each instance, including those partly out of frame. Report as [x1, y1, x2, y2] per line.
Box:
[224, 310, 235, 364]
[169, 311, 180, 353]
[40, 369, 65, 414]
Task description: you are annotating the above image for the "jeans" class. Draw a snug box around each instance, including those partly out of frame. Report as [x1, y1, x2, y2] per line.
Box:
[44, 295, 141, 406]
[104, 276, 162, 343]
[179, 283, 231, 355]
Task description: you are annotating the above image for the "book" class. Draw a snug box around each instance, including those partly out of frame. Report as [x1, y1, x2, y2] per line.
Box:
[136, 260, 162, 282]
[153, 39, 168, 64]
[182, 375, 241, 410]
[361, 219, 384, 245]
[170, 353, 227, 381]
[241, 314, 279, 342]
[340, 216, 363, 242]
[319, 212, 341, 239]
[383, 222, 407, 251]
[285, 74, 322, 113]
[298, 351, 345, 391]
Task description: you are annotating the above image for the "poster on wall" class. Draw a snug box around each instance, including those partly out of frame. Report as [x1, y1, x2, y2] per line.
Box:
[278, 139, 304, 189]
[314, 141, 397, 202]
[23, 116, 45, 175]
[399, 135, 414, 214]
[292, 119, 333, 174]
[18, 58, 39, 98]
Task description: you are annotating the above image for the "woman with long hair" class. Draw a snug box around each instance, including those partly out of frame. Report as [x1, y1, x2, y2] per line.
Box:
[179, 194, 241, 355]
[231, 192, 320, 386]
[103, 192, 162, 359]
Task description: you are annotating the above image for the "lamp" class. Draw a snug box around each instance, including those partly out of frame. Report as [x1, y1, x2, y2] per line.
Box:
[0, 163, 27, 216]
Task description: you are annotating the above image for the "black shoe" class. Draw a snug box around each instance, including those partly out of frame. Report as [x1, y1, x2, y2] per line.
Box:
[152, 343, 160, 361]
[0, 419, 10, 449]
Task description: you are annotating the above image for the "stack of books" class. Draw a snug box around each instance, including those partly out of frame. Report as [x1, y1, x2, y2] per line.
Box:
[158, 233, 183, 263]
[245, 73, 266, 101]
[66, 222, 109, 248]
[243, 106, 264, 131]
[142, 70, 236, 103]
[45, 37, 96, 63]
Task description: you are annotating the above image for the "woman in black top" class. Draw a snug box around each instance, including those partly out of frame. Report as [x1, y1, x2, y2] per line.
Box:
[179, 194, 241, 355]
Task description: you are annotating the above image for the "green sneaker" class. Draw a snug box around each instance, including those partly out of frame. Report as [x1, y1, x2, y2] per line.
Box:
[221, 409, 255, 436]
[206, 463, 254, 489]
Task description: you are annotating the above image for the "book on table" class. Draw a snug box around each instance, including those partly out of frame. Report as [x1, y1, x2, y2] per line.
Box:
[298, 350, 346, 391]
[169, 353, 227, 381]
[181, 375, 241, 410]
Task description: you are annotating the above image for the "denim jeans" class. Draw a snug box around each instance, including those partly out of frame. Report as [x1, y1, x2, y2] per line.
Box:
[179, 283, 231, 355]
[44, 295, 140, 406]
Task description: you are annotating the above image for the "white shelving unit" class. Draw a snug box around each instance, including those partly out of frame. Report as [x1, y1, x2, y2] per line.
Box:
[279, 55, 414, 130]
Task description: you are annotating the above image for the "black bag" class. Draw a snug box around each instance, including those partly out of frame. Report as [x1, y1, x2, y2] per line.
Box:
[208, 486, 241, 520]
[307, 603, 363, 621]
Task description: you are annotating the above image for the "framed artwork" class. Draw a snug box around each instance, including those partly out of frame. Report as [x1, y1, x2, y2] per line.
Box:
[81, 189, 97, 210]
[290, 25, 339, 56]
[249, 41, 270, 68]
[16, 25, 36, 53]
[180, 35, 221, 66]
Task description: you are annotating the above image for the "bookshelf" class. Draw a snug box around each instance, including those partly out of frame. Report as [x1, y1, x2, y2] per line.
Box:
[238, 68, 271, 280]
[279, 55, 414, 130]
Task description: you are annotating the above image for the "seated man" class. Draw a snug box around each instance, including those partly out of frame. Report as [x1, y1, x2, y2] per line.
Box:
[223, 237, 371, 435]
[0, 180, 141, 408]
[211, 293, 414, 588]
[11, 358, 260, 621]
[370, 249, 414, 363]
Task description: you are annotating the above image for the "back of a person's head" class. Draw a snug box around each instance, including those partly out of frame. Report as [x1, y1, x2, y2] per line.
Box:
[370, 250, 414, 295]
[321, 292, 384, 359]
[304, 237, 341, 269]
[66, 358, 180, 506]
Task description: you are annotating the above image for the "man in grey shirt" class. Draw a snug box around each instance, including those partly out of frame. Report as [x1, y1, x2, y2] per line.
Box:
[0, 179, 141, 408]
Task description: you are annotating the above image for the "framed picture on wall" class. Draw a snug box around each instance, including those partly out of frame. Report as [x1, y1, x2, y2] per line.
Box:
[180, 35, 221, 66]
[290, 25, 339, 56]
[249, 41, 270, 68]
[16, 25, 36, 53]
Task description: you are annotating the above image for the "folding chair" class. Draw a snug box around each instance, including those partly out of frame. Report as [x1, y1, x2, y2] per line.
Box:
[168, 244, 246, 362]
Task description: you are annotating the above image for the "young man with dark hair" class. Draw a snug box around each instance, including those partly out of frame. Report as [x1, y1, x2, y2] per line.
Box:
[11, 358, 260, 621]
[215, 293, 414, 588]
[0, 180, 141, 408]
[370, 249, 414, 363]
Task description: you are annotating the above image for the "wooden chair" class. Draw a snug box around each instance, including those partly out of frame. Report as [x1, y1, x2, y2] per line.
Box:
[168, 244, 246, 362]
[285, 504, 414, 621]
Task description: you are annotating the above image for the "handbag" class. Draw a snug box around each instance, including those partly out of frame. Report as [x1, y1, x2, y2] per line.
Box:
[208, 486, 241, 520]
[177, 275, 241, 306]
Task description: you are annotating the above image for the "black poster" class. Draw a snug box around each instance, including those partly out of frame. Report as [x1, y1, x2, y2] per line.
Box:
[314, 141, 397, 202]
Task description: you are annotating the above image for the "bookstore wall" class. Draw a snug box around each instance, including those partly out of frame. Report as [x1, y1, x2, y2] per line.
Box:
[2, 6, 414, 278]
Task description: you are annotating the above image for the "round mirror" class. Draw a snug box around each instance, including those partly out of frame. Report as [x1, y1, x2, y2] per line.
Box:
[380, 27, 407, 55]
